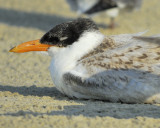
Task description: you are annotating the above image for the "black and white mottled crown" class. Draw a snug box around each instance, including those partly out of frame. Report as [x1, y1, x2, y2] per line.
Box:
[40, 18, 99, 47]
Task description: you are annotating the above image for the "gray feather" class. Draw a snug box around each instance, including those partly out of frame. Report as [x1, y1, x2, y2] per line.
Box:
[133, 36, 160, 44]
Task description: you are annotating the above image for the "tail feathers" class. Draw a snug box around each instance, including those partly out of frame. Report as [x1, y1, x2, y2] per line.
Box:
[133, 36, 160, 44]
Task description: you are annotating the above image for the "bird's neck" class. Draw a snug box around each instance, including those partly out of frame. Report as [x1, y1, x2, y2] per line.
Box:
[49, 31, 105, 74]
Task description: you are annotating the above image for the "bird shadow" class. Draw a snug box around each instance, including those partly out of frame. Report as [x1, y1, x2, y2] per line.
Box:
[0, 7, 109, 31]
[0, 83, 160, 119]
[0, 84, 64, 99]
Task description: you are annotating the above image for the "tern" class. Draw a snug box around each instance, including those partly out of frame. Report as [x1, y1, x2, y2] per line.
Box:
[66, 0, 143, 28]
[10, 18, 160, 103]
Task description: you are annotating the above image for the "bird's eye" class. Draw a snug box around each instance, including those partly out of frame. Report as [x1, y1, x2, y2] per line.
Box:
[48, 37, 59, 42]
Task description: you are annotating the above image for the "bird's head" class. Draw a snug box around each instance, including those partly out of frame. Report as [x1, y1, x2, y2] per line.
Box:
[9, 18, 99, 56]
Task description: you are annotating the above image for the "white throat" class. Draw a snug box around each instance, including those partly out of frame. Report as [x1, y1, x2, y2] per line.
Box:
[49, 31, 104, 78]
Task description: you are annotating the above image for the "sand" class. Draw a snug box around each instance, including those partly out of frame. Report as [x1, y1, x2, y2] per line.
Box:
[0, 0, 160, 127]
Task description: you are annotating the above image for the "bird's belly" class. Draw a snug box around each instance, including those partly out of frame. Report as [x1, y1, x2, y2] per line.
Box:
[106, 8, 119, 18]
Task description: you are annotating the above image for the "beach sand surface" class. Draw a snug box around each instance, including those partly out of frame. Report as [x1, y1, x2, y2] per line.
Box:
[0, 0, 160, 127]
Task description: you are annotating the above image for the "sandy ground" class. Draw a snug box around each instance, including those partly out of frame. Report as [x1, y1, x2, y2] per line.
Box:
[0, 0, 160, 127]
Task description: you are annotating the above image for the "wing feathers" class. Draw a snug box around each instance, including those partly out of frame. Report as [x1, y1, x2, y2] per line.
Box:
[62, 32, 160, 103]
[133, 36, 160, 44]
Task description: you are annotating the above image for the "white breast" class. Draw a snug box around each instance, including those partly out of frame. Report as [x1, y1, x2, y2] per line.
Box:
[48, 31, 105, 93]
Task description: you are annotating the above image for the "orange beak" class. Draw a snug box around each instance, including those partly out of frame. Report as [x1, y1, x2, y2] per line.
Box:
[9, 39, 53, 53]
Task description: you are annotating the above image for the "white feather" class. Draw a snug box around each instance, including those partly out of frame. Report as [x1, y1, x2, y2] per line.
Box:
[48, 31, 105, 92]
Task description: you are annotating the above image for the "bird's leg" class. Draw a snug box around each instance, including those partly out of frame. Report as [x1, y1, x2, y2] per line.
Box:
[109, 17, 116, 29]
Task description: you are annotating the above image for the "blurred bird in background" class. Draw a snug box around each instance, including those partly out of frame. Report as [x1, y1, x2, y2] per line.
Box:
[66, 0, 143, 28]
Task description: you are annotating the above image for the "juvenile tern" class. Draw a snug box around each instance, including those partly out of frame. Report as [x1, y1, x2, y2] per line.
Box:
[10, 18, 160, 103]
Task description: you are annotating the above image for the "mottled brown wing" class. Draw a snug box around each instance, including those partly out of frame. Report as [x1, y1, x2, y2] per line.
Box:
[77, 32, 160, 76]
[63, 33, 160, 103]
